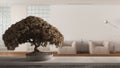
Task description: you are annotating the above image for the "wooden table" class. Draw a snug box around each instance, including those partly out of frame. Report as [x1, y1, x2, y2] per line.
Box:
[0, 52, 120, 57]
[54, 53, 120, 56]
[0, 51, 120, 68]
[0, 56, 120, 68]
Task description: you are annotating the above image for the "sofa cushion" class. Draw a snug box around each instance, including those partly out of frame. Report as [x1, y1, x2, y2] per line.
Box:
[88, 40, 110, 54]
[61, 41, 74, 47]
[113, 42, 120, 53]
[58, 41, 77, 54]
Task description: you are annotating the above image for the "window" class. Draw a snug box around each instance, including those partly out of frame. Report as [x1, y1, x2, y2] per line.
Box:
[27, 5, 50, 21]
[0, 7, 11, 51]
[0, 7, 11, 36]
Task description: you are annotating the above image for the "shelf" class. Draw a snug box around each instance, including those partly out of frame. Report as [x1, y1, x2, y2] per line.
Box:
[0, 52, 120, 57]
[54, 53, 120, 56]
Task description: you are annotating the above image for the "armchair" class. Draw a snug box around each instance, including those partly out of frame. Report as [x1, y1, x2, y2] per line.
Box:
[88, 41, 110, 54]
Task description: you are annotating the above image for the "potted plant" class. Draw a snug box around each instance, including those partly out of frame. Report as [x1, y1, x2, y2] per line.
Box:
[2, 16, 64, 61]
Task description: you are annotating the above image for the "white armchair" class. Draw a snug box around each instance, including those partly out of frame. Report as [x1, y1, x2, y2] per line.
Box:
[88, 41, 110, 54]
[58, 41, 77, 54]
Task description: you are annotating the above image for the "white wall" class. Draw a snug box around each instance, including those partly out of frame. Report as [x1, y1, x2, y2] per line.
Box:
[11, 5, 27, 24]
[50, 5, 120, 41]
[2, 5, 120, 51]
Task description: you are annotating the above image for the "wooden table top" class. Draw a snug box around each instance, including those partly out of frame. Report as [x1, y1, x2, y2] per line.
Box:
[0, 52, 120, 57]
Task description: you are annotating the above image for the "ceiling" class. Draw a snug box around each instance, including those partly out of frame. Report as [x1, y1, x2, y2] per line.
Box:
[0, 0, 120, 6]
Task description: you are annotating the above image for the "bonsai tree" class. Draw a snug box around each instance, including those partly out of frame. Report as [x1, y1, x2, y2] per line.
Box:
[2, 16, 64, 53]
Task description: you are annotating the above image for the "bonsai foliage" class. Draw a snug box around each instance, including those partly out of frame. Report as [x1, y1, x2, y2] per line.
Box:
[2, 16, 64, 52]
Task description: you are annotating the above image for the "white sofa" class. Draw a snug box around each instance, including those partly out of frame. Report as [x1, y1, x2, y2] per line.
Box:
[57, 40, 117, 54]
[88, 41, 110, 54]
[58, 41, 77, 54]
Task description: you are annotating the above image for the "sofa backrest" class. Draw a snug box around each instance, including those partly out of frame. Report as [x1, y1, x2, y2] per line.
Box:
[76, 40, 89, 53]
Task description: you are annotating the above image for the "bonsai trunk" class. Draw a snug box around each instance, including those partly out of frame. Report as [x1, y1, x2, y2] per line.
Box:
[34, 46, 40, 53]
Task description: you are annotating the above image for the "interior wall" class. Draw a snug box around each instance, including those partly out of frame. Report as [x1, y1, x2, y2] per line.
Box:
[50, 5, 120, 41]
[2, 5, 120, 51]
[10, 5, 120, 41]
[11, 5, 27, 24]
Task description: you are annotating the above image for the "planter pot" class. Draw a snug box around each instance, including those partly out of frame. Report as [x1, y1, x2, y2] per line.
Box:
[26, 52, 53, 61]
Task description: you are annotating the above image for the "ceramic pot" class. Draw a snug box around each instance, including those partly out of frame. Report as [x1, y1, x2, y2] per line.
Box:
[26, 52, 53, 61]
